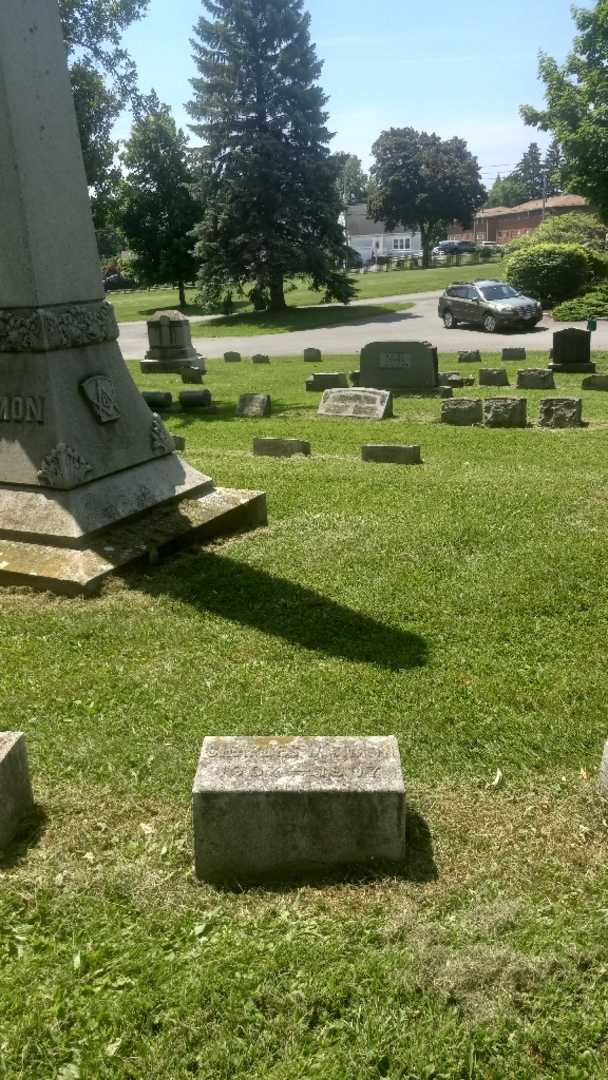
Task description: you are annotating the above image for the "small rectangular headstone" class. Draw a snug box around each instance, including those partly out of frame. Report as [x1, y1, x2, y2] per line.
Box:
[359, 340, 438, 392]
[306, 372, 349, 392]
[538, 397, 583, 428]
[441, 398, 483, 426]
[502, 348, 527, 361]
[551, 328, 591, 369]
[517, 369, 555, 390]
[304, 348, 322, 363]
[192, 735, 406, 882]
[458, 350, 481, 364]
[479, 368, 510, 387]
[582, 375, 608, 391]
[142, 390, 173, 410]
[318, 388, 393, 420]
[252, 354, 271, 364]
[362, 443, 421, 465]
[181, 366, 204, 384]
[173, 435, 186, 452]
[236, 393, 271, 417]
[483, 397, 527, 428]
[179, 389, 212, 409]
[253, 437, 311, 458]
[0, 733, 34, 852]
[224, 351, 241, 362]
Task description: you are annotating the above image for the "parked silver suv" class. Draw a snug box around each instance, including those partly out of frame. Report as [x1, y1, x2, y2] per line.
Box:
[438, 280, 543, 332]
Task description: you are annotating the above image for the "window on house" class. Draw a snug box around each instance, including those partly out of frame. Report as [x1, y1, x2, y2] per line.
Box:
[404, 238, 411, 250]
[393, 239, 399, 249]
[399, 238, 404, 249]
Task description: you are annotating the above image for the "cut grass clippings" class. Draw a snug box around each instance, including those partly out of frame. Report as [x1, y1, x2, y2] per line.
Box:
[1, 348, 608, 1078]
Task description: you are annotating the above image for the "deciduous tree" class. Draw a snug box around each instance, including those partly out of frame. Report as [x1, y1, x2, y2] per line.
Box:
[369, 128, 485, 267]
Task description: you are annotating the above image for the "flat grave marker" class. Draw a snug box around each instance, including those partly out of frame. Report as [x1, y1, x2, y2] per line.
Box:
[318, 388, 393, 420]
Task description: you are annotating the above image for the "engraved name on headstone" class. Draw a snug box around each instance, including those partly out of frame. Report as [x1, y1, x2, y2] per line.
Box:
[0, 396, 45, 423]
[318, 388, 393, 420]
[359, 341, 438, 392]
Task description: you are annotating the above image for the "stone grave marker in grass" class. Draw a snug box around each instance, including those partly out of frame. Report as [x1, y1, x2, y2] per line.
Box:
[358, 340, 439, 394]
[458, 350, 481, 364]
[224, 351, 241, 363]
[253, 438, 311, 458]
[582, 375, 608, 391]
[441, 398, 483, 426]
[306, 372, 349, 392]
[179, 390, 213, 410]
[479, 369, 509, 387]
[538, 398, 583, 428]
[502, 347, 527, 361]
[362, 444, 422, 465]
[192, 736, 406, 883]
[252, 354, 270, 364]
[236, 394, 271, 418]
[141, 311, 204, 375]
[517, 369, 555, 390]
[318, 388, 393, 420]
[549, 329, 595, 373]
[142, 391, 173, 411]
[0, 733, 34, 853]
[483, 397, 527, 428]
[304, 348, 322, 362]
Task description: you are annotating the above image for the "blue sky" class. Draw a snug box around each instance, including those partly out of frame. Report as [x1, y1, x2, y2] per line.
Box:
[118, 0, 577, 187]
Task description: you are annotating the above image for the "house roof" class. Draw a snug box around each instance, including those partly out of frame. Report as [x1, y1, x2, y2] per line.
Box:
[344, 202, 413, 236]
[477, 194, 588, 219]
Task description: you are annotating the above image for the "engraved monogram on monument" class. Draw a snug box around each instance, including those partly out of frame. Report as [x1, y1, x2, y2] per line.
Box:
[150, 413, 175, 455]
[80, 375, 120, 423]
[38, 444, 93, 489]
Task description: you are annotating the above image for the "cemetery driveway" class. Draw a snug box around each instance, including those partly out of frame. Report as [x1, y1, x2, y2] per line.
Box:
[118, 290, 608, 358]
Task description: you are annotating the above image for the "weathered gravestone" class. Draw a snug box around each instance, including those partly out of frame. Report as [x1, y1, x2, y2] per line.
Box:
[441, 398, 483, 426]
[224, 351, 241, 363]
[304, 348, 322, 363]
[306, 372, 349, 392]
[458, 350, 481, 364]
[502, 347, 527, 362]
[582, 375, 608, 391]
[479, 368, 510, 387]
[517, 369, 555, 390]
[179, 390, 213, 410]
[358, 340, 438, 394]
[538, 397, 583, 428]
[483, 398, 528, 428]
[181, 366, 205, 384]
[142, 391, 172, 411]
[0, 1, 265, 595]
[318, 388, 393, 420]
[173, 435, 186, 452]
[253, 438, 311, 458]
[192, 735, 406, 882]
[141, 311, 205, 375]
[439, 373, 475, 388]
[0, 733, 34, 852]
[236, 394, 271, 418]
[362, 443, 421, 465]
[549, 329, 595, 373]
[252, 354, 270, 364]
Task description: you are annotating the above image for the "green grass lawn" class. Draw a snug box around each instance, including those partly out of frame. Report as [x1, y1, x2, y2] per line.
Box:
[3, 350, 608, 1077]
[108, 260, 503, 324]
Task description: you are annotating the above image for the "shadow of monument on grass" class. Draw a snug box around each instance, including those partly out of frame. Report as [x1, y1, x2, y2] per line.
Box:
[137, 547, 427, 671]
[0, 804, 48, 870]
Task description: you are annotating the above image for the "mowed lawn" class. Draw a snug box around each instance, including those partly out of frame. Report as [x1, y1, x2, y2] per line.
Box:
[2, 350, 608, 1078]
[108, 260, 503, 324]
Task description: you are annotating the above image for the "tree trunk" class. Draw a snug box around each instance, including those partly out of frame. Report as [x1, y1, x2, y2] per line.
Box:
[178, 279, 186, 307]
[420, 227, 432, 269]
[268, 273, 286, 311]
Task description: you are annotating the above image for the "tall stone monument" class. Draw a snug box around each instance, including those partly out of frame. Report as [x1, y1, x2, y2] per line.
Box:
[0, 2, 265, 594]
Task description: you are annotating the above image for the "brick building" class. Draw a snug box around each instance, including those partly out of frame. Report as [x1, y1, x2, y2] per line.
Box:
[448, 194, 588, 245]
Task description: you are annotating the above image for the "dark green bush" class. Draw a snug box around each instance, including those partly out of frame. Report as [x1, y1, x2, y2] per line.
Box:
[552, 285, 608, 321]
[505, 243, 606, 307]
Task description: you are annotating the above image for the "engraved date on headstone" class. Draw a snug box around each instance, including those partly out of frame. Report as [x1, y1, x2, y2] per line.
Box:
[0, 396, 45, 423]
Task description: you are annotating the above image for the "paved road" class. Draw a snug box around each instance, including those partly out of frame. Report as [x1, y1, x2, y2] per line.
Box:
[119, 290, 608, 358]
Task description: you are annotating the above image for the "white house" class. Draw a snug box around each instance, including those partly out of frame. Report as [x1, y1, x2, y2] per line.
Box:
[342, 203, 422, 265]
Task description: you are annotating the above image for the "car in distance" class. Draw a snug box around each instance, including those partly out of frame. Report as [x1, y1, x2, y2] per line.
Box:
[432, 240, 478, 257]
[437, 280, 543, 332]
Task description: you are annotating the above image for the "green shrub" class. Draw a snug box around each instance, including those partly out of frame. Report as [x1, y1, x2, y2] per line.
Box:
[505, 243, 605, 307]
[552, 285, 608, 321]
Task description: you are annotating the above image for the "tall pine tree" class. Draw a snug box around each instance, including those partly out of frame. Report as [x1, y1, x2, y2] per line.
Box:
[187, 0, 354, 311]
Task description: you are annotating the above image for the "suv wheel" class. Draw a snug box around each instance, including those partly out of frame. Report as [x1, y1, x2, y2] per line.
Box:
[482, 313, 498, 333]
[443, 310, 457, 329]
